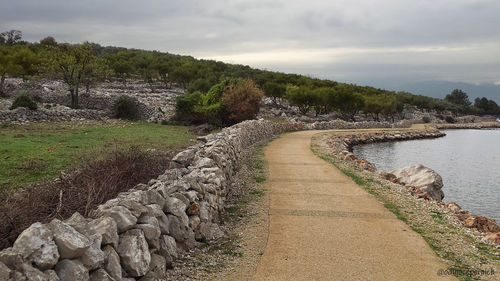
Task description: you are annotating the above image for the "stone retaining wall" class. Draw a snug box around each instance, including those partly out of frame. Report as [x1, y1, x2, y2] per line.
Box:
[0, 119, 303, 281]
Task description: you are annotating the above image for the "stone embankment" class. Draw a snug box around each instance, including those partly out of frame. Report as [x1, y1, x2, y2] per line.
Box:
[323, 129, 500, 245]
[435, 122, 500, 129]
[0, 120, 302, 281]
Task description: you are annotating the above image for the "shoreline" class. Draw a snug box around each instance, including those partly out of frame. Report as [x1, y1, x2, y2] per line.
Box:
[311, 126, 500, 280]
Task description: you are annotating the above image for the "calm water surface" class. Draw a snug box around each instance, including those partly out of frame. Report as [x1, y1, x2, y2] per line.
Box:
[353, 129, 500, 222]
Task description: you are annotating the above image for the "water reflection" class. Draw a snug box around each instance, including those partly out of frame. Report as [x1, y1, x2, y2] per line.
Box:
[353, 129, 500, 222]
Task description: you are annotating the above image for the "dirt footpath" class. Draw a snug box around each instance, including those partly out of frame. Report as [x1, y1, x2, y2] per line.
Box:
[252, 130, 456, 281]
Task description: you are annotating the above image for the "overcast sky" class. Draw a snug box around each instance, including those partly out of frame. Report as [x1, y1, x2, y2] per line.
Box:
[2, 0, 500, 93]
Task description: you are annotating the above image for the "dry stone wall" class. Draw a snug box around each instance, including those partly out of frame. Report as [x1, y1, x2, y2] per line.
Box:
[0, 119, 303, 281]
[0, 107, 108, 125]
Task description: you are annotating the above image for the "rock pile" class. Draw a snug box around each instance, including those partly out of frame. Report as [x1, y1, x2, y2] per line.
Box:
[325, 129, 445, 173]
[0, 119, 302, 280]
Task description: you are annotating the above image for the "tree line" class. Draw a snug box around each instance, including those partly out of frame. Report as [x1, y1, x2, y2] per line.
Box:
[1, 30, 499, 119]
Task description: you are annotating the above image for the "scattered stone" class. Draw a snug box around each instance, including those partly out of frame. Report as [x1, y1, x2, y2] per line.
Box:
[195, 222, 224, 241]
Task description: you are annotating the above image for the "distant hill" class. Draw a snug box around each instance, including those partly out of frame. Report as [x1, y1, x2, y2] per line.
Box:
[395, 81, 500, 104]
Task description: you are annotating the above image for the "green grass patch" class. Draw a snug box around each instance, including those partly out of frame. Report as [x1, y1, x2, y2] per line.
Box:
[0, 121, 195, 191]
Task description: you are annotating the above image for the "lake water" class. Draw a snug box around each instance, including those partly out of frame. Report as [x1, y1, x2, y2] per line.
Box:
[352, 129, 500, 222]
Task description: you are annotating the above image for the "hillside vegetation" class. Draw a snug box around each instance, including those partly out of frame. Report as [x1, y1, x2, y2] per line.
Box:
[1, 30, 499, 126]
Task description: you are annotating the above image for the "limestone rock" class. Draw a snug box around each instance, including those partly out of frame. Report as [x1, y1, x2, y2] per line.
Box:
[21, 263, 48, 281]
[135, 220, 161, 249]
[0, 261, 11, 281]
[88, 217, 119, 248]
[482, 232, 500, 244]
[12, 222, 60, 270]
[172, 149, 196, 167]
[64, 212, 90, 235]
[0, 247, 24, 271]
[44, 270, 60, 281]
[102, 206, 138, 233]
[55, 259, 89, 281]
[139, 254, 167, 280]
[195, 222, 224, 241]
[158, 235, 177, 267]
[117, 229, 151, 277]
[49, 219, 92, 259]
[79, 234, 105, 270]
[89, 269, 114, 281]
[164, 197, 187, 217]
[103, 246, 121, 281]
[391, 164, 444, 201]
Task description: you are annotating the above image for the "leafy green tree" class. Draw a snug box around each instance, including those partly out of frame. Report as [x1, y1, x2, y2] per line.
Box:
[39, 36, 57, 46]
[0, 45, 38, 95]
[334, 85, 364, 121]
[41, 43, 99, 108]
[445, 89, 471, 113]
[0, 30, 22, 45]
[104, 50, 136, 86]
[263, 81, 286, 104]
[285, 85, 316, 115]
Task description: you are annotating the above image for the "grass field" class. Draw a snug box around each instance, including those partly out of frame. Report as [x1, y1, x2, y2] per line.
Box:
[0, 120, 196, 191]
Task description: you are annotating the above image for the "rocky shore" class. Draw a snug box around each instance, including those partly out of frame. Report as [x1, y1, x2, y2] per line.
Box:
[320, 128, 500, 246]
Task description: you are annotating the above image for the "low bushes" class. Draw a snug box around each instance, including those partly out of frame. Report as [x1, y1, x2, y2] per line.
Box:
[0, 147, 173, 249]
[113, 95, 138, 120]
[9, 94, 37, 110]
[445, 116, 456, 123]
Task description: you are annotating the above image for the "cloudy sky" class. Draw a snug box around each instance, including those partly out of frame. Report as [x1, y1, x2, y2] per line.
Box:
[2, 0, 500, 99]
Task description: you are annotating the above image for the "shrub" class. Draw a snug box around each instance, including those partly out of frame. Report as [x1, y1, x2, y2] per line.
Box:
[422, 116, 431, 123]
[221, 79, 263, 123]
[445, 116, 456, 123]
[113, 96, 138, 120]
[9, 94, 37, 110]
[0, 146, 174, 249]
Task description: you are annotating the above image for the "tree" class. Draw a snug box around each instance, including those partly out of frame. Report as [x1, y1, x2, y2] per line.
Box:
[221, 79, 263, 123]
[41, 43, 99, 108]
[39, 36, 57, 46]
[104, 50, 136, 86]
[445, 89, 471, 113]
[0, 45, 38, 95]
[263, 81, 286, 104]
[334, 85, 364, 121]
[0, 30, 22, 45]
[285, 85, 316, 115]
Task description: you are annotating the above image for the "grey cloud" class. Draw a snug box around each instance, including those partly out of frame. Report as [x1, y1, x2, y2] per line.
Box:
[1, 0, 500, 94]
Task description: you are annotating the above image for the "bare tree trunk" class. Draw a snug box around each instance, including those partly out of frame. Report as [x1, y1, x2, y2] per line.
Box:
[0, 74, 5, 97]
[74, 86, 79, 108]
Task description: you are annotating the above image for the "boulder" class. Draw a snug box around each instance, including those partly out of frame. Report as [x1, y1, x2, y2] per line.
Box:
[45, 269, 60, 281]
[391, 164, 444, 201]
[482, 232, 500, 244]
[172, 149, 196, 167]
[139, 254, 167, 280]
[101, 206, 138, 233]
[135, 221, 161, 249]
[55, 259, 89, 281]
[12, 222, 60, 270]
[195, 222, 224, 241]
[158, 235, 178, 267]
[117, 229, 151, 277]
[48, 219, 92, 259]
[102, 246, 121, 281]
[21, 263, 48, 281]
[0, 261, 11, 281]
[89, 269, 114, 281]
[79, 234, 105, 270]
[88, 217, 119, 248]
[0, 247, 24, 271]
